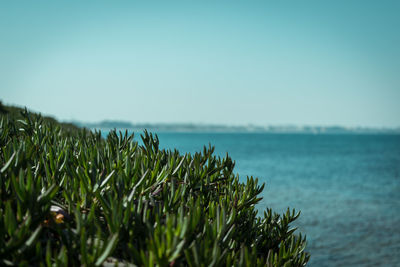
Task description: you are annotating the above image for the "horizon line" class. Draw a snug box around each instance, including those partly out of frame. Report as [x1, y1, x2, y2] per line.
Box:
[71, 119, 400, 131]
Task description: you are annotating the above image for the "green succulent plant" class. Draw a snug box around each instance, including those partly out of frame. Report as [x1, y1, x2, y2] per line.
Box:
[0, 106, 309, 266]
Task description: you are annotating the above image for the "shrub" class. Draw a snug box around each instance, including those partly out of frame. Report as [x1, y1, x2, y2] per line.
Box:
[0, 109, 309, 266]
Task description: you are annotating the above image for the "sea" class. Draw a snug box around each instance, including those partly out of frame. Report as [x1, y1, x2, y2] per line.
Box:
[107, 131, 400, 266]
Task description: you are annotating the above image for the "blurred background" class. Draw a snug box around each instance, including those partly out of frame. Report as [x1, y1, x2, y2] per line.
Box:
[2, 1, 400, 266]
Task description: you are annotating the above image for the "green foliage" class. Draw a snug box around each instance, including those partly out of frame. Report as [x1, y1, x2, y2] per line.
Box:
[0, 108, 309, 266]
[0, 101, 79, 132]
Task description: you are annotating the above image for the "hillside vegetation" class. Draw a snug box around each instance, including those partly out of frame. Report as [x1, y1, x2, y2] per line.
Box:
[0, 104, 309, 266]
[0, 102, 78, 132]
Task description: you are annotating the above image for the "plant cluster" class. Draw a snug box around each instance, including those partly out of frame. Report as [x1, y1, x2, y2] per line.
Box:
[0, 109, 309, 266]
[0, 101, 78, 132]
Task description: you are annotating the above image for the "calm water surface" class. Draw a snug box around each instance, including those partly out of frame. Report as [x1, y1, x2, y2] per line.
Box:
[109, 131, 400, 266]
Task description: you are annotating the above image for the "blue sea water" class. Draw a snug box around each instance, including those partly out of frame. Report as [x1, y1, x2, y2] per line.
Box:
[110, 131, 400, 266]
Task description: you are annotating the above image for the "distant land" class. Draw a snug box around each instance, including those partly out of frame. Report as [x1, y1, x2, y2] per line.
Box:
[73, 120, 400, 134]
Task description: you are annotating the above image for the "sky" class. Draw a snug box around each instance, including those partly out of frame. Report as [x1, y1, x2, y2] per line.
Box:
[1, 0, 399, 128]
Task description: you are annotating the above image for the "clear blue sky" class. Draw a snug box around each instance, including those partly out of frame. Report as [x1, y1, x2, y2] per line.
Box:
[1, 0, 399, 127]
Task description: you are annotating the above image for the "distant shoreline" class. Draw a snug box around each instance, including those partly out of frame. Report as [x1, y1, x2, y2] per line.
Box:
[73, 121, 400, 135]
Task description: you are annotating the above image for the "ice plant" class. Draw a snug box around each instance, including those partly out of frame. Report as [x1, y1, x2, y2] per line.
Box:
[0, 106, 309, 266]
